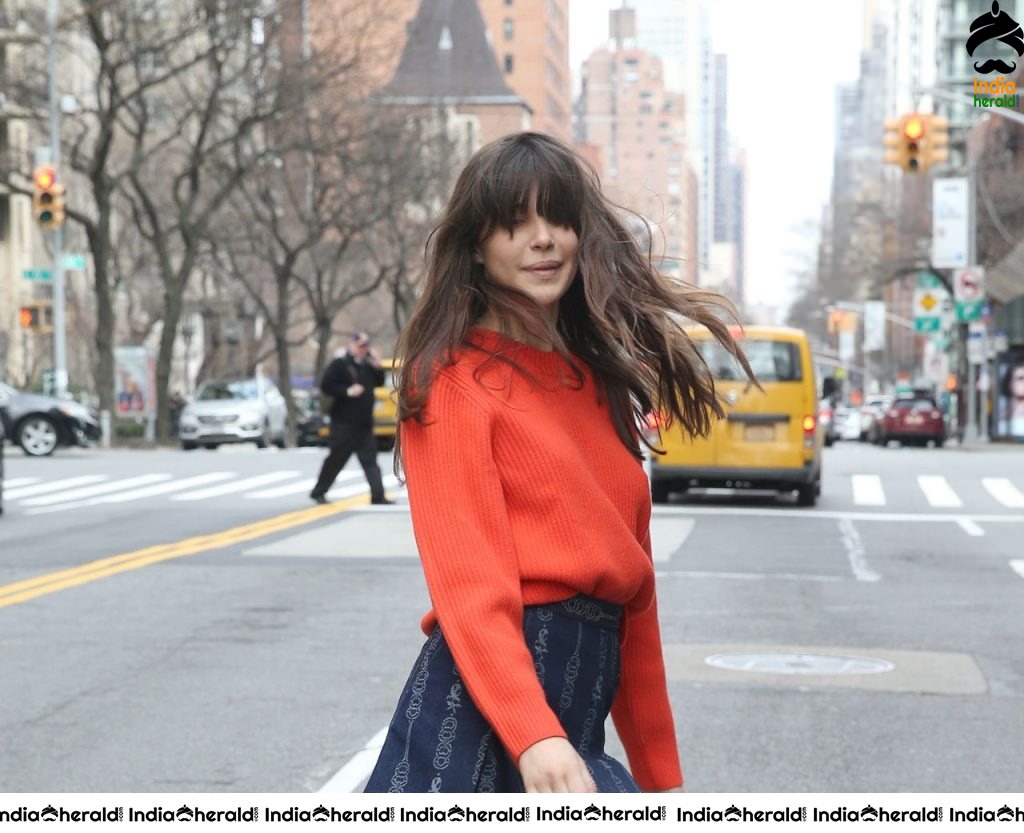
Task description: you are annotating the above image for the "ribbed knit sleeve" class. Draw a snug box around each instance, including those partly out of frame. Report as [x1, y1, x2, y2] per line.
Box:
[610, 528, 684, 791]
[401, 373, 569, 763]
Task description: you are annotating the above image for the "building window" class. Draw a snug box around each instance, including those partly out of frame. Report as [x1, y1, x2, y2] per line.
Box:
[503, 19, 513, 40]
[504, 54, 514, 73]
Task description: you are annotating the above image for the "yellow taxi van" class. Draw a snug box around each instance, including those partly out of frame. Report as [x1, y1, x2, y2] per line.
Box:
[648, 325, 823, 506]
[373, 358, 399, 451]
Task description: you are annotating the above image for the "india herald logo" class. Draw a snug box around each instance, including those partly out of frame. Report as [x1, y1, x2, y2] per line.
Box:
[967, 1, 1024, 74]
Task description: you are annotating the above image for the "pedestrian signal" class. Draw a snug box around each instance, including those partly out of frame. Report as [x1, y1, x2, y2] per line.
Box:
[33, 165, 66, 229]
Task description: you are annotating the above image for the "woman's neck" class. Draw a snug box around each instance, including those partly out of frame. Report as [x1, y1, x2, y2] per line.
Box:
[473, 313, 556, 352]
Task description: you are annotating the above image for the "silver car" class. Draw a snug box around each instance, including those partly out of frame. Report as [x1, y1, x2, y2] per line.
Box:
[178, 378, 287, 450]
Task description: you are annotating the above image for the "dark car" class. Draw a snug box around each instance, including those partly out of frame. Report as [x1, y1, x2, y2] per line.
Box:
[875, 395, 946, 447]
[0, 381, 101, 457]
[296, 392, 330, 447]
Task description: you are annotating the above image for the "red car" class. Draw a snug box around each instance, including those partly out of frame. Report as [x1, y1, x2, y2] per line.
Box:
[875, 395, 946, 447]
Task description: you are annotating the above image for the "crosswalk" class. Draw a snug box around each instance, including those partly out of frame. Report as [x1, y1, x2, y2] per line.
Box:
[3, 469, 1023, 515]
[5, 470, 406, 516]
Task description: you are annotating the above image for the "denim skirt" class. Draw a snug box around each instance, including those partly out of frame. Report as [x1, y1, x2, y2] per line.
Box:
[364, 594, 640, 793]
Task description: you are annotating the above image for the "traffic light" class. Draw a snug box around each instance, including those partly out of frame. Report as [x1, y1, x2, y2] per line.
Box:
[884, 113, 949, 173]
[18, 302, 54, 333]
[32, 165, 66, 229]
[924, 114, 949, 168]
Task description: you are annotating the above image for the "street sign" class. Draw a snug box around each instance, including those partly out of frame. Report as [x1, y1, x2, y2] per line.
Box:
[932, 178, 969, 269]
[913, 287, 945, 332]
[41, 369, 56, 396]
[953, 266, 985, 322]
[967, 322, 986, 365]
[61, 254, 87, 270]
[22, 268, 52, 281]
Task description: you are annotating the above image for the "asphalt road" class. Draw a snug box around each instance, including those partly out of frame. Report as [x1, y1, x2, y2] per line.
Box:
[1, 440, 1022, 792]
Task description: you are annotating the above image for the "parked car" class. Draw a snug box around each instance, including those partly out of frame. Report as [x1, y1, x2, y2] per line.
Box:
[875, 395, 946, 447]
[833, 405, 862, 441]
[177, 377, 287, 450]
[860, 395, 893, 442]
[649, 326, 823, 506]
[296, 392, 330, 447]
[818, 398, 838, 447]
[373, 359, 399, 452]
[0, 381, 101, 457]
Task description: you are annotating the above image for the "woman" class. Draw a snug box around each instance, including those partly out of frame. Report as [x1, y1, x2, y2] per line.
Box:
[364, 132, 752, 794]
[997, 361, 1024, 438]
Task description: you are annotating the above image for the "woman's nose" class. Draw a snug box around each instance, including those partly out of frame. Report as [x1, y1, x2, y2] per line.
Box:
[529, 220, 554, 248]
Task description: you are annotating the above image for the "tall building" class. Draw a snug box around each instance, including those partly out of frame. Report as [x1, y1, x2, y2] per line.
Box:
[577, 14, 696, 285]
[627, 0, 714, 280]
[476, 0, 572, 140]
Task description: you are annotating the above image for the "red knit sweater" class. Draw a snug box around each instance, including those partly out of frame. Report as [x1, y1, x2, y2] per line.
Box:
[400, 326, 683, 792]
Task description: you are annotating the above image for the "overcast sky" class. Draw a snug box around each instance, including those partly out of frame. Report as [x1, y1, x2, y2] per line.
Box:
[569, 0, 865, 312]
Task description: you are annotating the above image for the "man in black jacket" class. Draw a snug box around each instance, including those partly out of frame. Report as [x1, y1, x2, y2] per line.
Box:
[310, 331, 393, 505]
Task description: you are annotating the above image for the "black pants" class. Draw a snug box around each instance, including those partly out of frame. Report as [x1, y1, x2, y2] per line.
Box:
[311, 423, 385, 501]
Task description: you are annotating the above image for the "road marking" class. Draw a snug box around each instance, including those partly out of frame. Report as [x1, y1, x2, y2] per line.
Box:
[18, 474, 172, 507]
[983, 478, 1024, 509]
[651, 505, 1024, 524]
[6, 475, 107, 500]
[319, 727, 389, 793]
[5, 477, 40, 489]
[838, 517, 880, 582]
[171, 471, 301, 501]
[246, 471, 368, 497]
[851, 475, 886, 506]
[246, 477, 318, 498]
[917, 475, 962, 508]
[1011, 561, 1024, 581]
[0, 495, 374, 609]
[655, 570, 845, 582]
[956, 518, 985, 537]
[24, 473, 239, 514]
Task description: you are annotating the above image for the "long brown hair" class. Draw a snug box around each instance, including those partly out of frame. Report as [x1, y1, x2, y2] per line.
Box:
[393, 131, 752, 478]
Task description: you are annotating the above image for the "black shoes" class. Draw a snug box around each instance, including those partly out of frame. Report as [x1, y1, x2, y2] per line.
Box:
[372, 497, 396, 505]
[310, 493, 329, 505]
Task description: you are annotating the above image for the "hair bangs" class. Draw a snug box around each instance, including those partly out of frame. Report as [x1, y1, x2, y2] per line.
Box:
[475, 138, 584, 239]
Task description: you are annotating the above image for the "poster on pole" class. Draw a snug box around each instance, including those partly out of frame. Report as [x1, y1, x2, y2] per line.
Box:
[995, 349, 1024, 439]
[115, 346, 156, 416]
[931, 178, 969, 269]
[863, 301, 886, 352]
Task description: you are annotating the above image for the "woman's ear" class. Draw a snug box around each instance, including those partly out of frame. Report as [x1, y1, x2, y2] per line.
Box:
[473, 249, 484, 264]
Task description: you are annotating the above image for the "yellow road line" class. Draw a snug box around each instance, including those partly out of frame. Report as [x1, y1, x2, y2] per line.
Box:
[0, 495, 369, 609]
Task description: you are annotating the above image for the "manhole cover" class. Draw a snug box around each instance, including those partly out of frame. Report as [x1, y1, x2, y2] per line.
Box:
[705, 652, 894, 676]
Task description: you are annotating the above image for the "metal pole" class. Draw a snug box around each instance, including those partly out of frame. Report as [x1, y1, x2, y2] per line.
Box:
[47, 0, 68, 398]
[963, 154, 980, 442]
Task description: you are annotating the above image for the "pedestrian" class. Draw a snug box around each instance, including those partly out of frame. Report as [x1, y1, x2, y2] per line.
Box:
[309, 332, 393, 505]
[363, 132, 754, 794]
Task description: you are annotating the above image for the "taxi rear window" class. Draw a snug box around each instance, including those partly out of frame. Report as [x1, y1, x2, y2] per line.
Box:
[698, 339, 803, 383]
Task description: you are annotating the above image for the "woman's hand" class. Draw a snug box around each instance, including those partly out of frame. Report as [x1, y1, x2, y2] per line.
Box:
[518, 737, 598, 793]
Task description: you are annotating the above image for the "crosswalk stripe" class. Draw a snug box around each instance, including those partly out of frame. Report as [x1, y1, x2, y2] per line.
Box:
[7, 475, 108, 500]
[5, 477, 40, 489]
[97, 472, 237, 503]
[982, 478, 1024, 509]
[245, 471, 363, 499]
[917, 475, 962, 508]
[852, 475, 886, 506]
[171, 471, 301, 501]
[18, 474, 173, 507]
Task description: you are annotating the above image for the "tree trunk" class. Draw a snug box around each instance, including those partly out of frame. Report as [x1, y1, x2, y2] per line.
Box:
[154, 280, 185, 444]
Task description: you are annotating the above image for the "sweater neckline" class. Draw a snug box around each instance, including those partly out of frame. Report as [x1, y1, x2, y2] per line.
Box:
[465, 326, 572, 373]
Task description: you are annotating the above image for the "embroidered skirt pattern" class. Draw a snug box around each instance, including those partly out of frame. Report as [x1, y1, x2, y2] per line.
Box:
[364, 594, 640, 793]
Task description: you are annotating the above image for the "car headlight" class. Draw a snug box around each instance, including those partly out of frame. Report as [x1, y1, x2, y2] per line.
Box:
[58, 403, 89, 419]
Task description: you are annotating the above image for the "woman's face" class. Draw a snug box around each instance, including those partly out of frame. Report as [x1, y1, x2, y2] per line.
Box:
[475, 190, 578, 318]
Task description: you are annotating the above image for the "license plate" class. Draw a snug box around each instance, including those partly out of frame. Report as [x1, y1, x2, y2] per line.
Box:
[744, 425, 774, 442]
[906, 415, 923, 425]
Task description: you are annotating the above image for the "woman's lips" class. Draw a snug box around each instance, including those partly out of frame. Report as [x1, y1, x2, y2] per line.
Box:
[525, 260, 562, 277]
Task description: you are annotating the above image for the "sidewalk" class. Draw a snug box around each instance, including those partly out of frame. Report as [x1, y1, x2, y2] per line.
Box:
[945, 437, 1024, 451]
